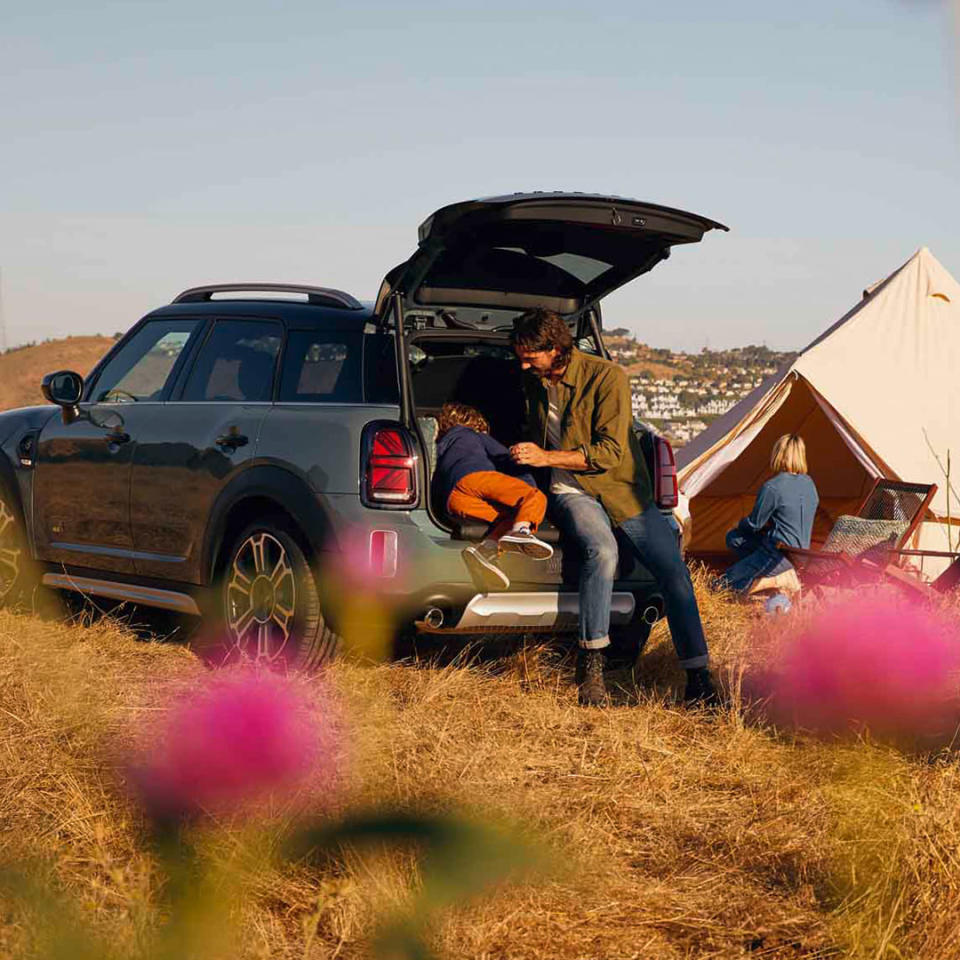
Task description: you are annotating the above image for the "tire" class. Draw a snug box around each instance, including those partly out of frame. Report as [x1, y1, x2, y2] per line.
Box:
[198, 517, 342, 671]
[0, 481, 41, 611]
[607, 595, 660, 668]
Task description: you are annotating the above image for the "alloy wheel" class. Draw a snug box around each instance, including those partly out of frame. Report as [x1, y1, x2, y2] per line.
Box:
[225, 531, 297, 662]
[0, 499, 21, 601]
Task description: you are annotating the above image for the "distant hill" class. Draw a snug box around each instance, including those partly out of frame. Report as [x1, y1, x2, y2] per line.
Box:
[604, 335, 687, 381]
[621, 358, 685, 380]
[0, 336, 116, 412]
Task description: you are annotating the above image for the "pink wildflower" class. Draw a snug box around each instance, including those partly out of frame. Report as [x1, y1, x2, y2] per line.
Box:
[761, 590, 960, 742]
[127, 670, 337, 820]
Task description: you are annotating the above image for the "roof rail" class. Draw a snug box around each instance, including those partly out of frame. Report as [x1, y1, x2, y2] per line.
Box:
[172, 283, 363, 310]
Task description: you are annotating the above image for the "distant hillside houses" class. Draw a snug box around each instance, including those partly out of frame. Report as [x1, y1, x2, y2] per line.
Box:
[608, 333, 795, 446]
[629, 376, 766, 420]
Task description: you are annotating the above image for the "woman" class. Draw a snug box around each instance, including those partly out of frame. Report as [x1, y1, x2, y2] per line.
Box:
[715, 434, 819, 594]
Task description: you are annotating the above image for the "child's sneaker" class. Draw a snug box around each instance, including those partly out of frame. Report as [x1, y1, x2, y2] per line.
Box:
[462, 542, 510, 590]
[498, 528, 554, 560]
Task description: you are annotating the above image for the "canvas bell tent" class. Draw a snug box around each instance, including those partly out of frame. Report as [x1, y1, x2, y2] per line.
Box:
[676, 247, 960, 572]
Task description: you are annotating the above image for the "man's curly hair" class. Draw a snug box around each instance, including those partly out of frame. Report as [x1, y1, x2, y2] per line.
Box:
[510, 307, 574, 371]
[437, 402, 490, 437]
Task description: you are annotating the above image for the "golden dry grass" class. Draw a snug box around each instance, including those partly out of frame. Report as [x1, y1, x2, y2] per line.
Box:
[2, 576, 960, 959]
[0, 337, 115, 412]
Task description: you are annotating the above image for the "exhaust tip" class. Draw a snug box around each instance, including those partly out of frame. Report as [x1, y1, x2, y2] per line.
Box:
[641, 604, 660, 626]
[424, 607, 445, 629]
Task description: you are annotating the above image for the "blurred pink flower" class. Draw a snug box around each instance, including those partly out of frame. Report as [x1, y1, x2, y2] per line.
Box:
[760, 590, 960, 742]
[127, 670, 337, 820]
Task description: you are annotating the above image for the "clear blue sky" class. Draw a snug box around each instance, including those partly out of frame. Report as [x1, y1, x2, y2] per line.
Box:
[1, 0, 957, 351]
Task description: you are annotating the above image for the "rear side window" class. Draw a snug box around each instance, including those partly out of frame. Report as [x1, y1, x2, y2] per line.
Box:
[181, 320, 282, 402]
[279, 331, 362, 403]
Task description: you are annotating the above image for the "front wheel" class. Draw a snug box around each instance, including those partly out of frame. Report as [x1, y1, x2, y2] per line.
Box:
[199, 520, 342, 670]
[0, 483, 42, 610]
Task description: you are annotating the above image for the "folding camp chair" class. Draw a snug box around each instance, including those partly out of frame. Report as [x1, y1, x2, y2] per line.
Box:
[778, 479, 938, 590]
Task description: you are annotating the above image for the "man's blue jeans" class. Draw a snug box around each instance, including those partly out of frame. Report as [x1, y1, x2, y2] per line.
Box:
[714, 528, 793, 594]
[549, 493, 709, 669]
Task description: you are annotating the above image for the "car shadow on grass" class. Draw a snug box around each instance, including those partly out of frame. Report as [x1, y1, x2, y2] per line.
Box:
[54, 592, 199, 647]
[392, 629, 689, 706]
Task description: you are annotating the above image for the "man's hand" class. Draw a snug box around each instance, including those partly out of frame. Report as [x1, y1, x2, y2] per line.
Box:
[510, 442, 550, 468]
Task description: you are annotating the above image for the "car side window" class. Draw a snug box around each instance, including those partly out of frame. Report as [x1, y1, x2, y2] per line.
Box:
[278, 331, 362, 403]
[180, 320, 282, 402]
[89, 319, 200, 403]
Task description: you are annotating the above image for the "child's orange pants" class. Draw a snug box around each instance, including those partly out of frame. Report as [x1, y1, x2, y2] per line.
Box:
[446, 471, 547, 541]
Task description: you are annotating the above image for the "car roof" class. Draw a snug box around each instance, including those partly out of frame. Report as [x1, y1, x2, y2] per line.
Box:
[145, 297, 377, 330]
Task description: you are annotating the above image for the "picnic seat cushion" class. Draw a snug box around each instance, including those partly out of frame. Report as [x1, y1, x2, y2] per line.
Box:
[821, 515, 907, 559]
[748, 565, 802, 597]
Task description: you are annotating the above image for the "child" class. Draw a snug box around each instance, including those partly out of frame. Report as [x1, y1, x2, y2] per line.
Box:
[435, 402, 553, 590]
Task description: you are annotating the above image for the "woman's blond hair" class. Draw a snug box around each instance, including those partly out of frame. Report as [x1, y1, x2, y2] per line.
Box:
[771, 434, 807, 474]
[437, 402, 489, 437]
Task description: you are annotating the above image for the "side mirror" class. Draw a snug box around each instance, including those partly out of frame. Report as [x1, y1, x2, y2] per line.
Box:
[41, 370, 84, 422]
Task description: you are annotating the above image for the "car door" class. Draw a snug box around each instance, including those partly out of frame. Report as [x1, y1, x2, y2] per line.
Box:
[32, 318, 202, 574]
[129, 317, 282, 583]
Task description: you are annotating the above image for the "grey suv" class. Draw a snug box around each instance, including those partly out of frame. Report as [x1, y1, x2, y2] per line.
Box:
[0, 193, 726, 667]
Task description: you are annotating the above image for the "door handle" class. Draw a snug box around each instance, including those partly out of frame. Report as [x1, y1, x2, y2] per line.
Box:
[105, 430, 130, 445]
[216, 432, 249, 451]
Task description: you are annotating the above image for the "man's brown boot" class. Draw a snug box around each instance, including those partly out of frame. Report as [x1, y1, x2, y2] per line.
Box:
[576, 649, 607, 707]
[683, 667, 720, 708]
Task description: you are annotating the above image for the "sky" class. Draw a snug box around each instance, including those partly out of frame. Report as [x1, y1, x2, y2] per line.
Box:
[1, 0, 958, 352]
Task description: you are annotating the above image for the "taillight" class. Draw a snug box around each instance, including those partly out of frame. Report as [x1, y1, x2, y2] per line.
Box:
[362, 423, 419, 507]
[654, 435, 679, 509]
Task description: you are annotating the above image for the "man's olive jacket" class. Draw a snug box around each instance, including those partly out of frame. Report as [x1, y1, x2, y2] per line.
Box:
[521, 348, 653, 524]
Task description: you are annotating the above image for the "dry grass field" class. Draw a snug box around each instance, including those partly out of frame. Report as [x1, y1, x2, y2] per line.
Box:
[2, 575, 960, 960]
[0, 337, 115, 412]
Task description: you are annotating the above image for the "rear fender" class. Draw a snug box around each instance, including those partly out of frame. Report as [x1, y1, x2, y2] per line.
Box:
[201, 465, 341, 584]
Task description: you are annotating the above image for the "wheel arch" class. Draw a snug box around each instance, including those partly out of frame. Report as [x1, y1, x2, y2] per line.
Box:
[0, 406, 59, 542]
[0, 452, 30, 549]
[201, 465, 341, 584]
[0, 454, 21, 508]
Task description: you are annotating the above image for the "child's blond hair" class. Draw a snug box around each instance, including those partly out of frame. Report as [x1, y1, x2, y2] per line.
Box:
[771, 434, 807, 474]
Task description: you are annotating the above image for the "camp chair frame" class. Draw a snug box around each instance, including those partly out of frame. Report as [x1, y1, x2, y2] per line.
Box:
[778, 478, 938, 589]
[858, 547, 960, 600]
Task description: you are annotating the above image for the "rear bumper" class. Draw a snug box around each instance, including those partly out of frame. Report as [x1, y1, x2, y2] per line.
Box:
[323, 494, 672, 621]
[415, 590, 640, 634]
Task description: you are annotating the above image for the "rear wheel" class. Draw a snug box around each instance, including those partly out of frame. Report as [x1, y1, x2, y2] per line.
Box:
[198, 519, 342, 670]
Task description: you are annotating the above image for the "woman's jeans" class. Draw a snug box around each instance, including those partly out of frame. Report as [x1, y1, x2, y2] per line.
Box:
[714, 528, 793, 594]
[549, 493, 709, 669]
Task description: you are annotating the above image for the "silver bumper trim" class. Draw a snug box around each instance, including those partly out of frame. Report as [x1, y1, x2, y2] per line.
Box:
[454, 591, 636, 631]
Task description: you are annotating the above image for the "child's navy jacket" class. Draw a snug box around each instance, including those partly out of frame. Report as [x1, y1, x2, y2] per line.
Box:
[434, 426, 537, 507]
